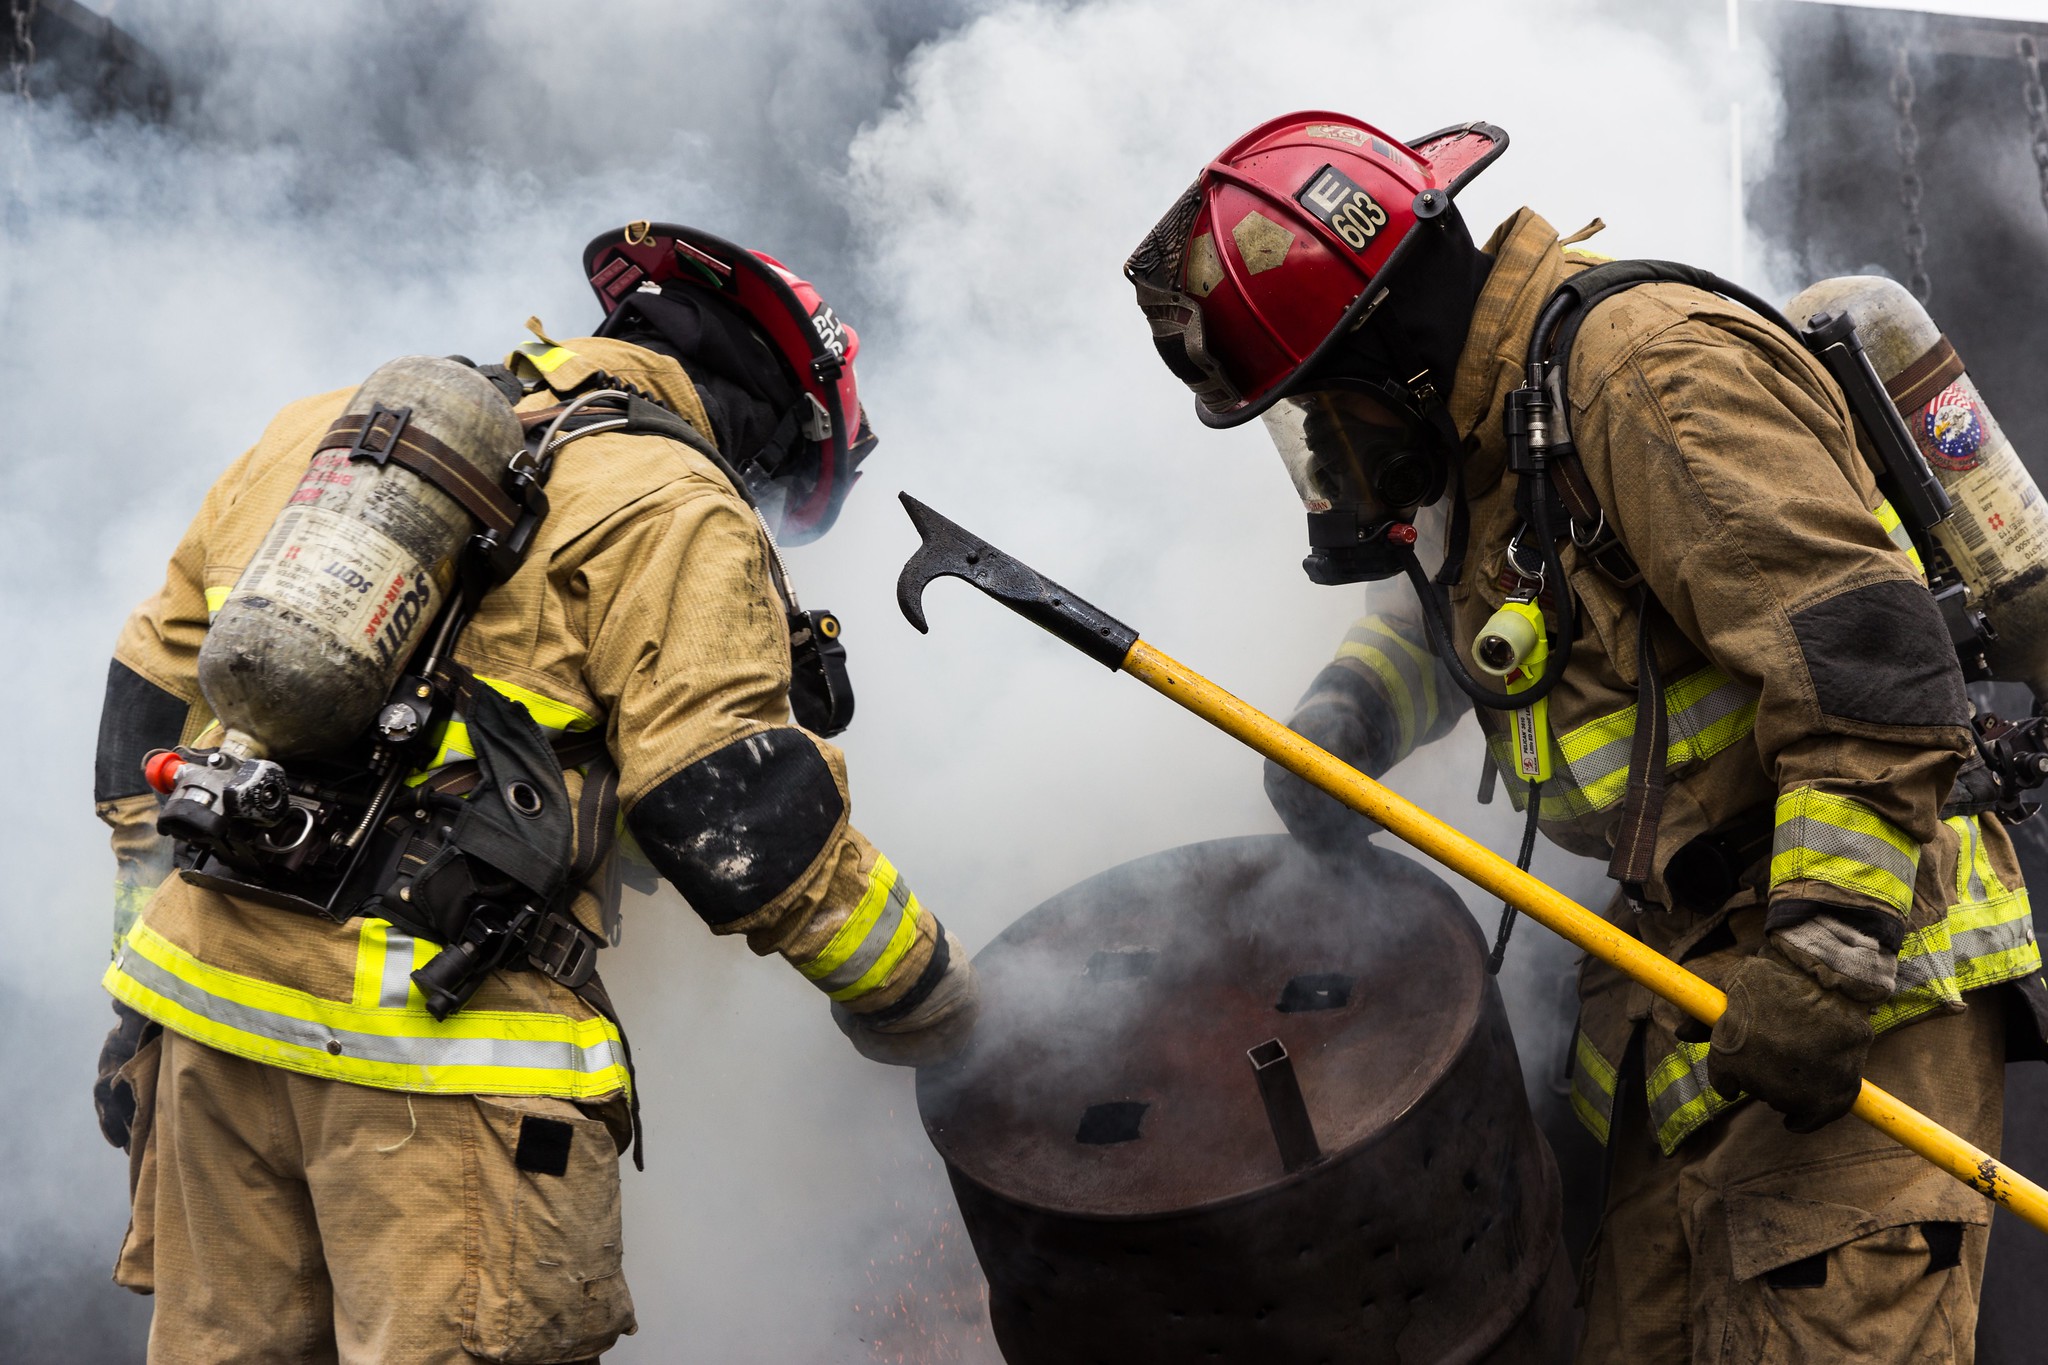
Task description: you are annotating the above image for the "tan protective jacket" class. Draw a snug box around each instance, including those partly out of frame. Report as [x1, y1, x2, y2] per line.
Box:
[1320, 212, 2040, 1151]
[100, 331, 966, 1102]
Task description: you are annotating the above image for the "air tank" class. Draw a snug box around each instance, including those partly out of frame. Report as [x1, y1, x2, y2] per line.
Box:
[917, 835, 1576, 1364]
[198, 356, 522, 759]
[1790, 276, 2048, 696]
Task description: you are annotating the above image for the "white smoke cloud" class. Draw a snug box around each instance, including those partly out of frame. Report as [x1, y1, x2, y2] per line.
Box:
[1, 1, 1778, 1359]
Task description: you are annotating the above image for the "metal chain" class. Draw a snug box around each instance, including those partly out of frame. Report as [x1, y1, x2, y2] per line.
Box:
[1892, 41, 1934, 304]
[7, 0, 35, 103]
[2022, 34, 2048, 222]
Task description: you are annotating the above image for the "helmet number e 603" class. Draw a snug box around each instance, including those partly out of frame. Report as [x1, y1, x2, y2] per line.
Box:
[1296, 165, 1388, 254]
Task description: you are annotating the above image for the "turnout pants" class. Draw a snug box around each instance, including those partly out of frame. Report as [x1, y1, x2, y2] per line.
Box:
[113, 1028, 636, 1364]
[1576, 990, 2005, 1365]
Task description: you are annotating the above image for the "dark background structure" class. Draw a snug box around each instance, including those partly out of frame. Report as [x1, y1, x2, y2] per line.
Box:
[1751, 8, 2048, 1360]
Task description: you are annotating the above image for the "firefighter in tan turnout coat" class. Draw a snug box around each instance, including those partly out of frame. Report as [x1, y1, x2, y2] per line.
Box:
[1126, 112, 2045, 1362]
[89, 224, 977, 1363]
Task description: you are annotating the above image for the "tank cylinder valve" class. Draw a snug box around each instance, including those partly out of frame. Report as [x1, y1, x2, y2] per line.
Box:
[142, 750, 187, 795]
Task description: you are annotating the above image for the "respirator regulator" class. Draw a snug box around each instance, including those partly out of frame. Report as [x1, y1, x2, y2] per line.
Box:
[1260, 379, 1451, 585]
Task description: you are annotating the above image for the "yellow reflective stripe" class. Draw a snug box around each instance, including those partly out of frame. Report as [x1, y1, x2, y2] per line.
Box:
[802, 857, 901, 981]
[1337, 642, 1416, 758]
[1364, 618, 1439, 735]
[516, 340, 576, 374]
[800, 857, 928, 1005]
[203, 585, 232, 619]
[1489, 665, 1757, 821]
[1641, 861, 2040, 1150]
[1948, 813, 2011, 902]
[1646, 1039, 1736, 1151]
[1334, 615, 1438, 762]
[405, 678, 594, 786]
[1770, 788, 1919, 913]
[830, 900, 925, 1003]
[352, 919, 388, 1009]
[473, 675, 596, 732]
[107, 920, 629, 1099]
[113, 879, 157, 957]
[1569, 1030, 1617, 1145]
[1873, 499, 1925, 575]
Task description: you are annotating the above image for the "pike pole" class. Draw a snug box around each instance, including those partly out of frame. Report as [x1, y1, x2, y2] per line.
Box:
[893, 492, 2048, 1237]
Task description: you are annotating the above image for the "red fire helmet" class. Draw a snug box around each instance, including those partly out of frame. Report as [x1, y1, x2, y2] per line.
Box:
[1125, 113, 1507, 428]
[583, 222, 875, 543]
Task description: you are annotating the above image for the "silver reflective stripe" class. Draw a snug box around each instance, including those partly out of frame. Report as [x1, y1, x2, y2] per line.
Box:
[380, 931, 417, 1009]
[1773, 812, 1919, 891]
[813, 877, 914, 994]
[1670, 681, 1754, 754]
[120, 945, 624, 1077]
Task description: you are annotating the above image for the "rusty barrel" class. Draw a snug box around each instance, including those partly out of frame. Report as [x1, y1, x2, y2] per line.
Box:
[917, 835, 1576, 1364]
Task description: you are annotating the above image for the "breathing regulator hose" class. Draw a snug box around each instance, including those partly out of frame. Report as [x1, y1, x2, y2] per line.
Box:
[1397, 481, 1577, 712]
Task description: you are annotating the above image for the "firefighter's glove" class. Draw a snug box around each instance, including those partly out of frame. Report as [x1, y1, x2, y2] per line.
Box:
[93, 1001, 154, 1150]
[833, 930, 980, 1069]
[1264, 664, 1389, 858]
[1704, 939, 1876, 1134]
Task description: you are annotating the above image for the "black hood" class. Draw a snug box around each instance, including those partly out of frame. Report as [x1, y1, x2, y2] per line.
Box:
[597, 284, 799, 472]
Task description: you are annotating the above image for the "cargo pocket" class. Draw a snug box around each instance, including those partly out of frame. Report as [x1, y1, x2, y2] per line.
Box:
[112, 1030, 163, 1293]
[1708, 1179, 1988, 1364]
[461, 1096, 637, 1363]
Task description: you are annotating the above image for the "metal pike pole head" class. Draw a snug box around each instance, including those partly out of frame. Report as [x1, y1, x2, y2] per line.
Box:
[895, 493, 1140, 669]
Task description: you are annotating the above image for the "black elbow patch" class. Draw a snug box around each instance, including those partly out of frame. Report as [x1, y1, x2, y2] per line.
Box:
[95, 661, 190, 802]
[627, 728, 845, 926]
[1790, 579, 1968, 728]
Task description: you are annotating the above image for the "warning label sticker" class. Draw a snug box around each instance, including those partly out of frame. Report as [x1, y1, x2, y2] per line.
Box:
[227, 507, 440, 668]
[1934, 431, 2048, 593]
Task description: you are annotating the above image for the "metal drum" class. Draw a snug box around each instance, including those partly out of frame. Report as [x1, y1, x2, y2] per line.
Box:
[917, 835, 1575, 1365]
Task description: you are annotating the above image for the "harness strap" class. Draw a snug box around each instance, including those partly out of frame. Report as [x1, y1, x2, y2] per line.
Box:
[1608, 586, 1671, 898]
[319, 413, 520, 535]
[1884, 334, 1965, 415]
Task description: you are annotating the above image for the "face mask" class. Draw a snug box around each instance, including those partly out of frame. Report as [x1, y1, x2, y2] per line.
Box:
[1260, 382, 1449, 583]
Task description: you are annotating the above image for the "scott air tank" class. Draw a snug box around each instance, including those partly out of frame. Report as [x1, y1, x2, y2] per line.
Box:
[1790, 276, 2048, 697]
[198, 356, 523, 760]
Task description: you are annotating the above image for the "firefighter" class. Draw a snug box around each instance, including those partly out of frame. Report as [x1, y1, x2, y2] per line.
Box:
[88, 223, 977, 1363]
[1125, 114, 2045, 1362]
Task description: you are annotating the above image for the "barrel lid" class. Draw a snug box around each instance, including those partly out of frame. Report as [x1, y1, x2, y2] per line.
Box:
[916, 835, 1489, 1219]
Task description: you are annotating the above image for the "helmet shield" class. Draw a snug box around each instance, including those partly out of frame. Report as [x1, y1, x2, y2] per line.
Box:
[1261, 382, 1448, 583]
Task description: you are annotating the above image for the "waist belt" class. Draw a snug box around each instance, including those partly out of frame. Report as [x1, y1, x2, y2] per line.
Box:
[1660, 805, 1774, 914]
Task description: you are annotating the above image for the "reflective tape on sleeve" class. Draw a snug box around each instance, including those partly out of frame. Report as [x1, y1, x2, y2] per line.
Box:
[1568, 1029, 1617, 1145]
[1335, 615, 1439, 762]
[799, 856, 926, 1003]
[1770, 788, 1919, 914]
[1628, 812, 2040, 1152]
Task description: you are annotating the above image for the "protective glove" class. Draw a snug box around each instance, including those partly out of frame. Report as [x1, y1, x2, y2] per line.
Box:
[1264, 664, 1390, 858]
[833, 930, 980, 1068]
[93, 1001, 155, 1150]
[1701, 938, 1876, 1133]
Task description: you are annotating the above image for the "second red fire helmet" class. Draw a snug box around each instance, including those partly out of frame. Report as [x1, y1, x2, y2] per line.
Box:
[1124, 113, 1507, 427]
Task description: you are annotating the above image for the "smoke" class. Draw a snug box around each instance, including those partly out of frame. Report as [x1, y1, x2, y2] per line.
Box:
[2, 1, 1781, 1359]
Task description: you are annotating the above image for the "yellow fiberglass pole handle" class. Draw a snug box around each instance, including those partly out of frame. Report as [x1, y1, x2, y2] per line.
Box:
[891, 491, 2048, 1234]
[1119, 638, 2048, 1235]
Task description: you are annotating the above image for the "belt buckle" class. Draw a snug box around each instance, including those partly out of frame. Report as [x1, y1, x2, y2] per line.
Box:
[527, 914, 598, 989]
